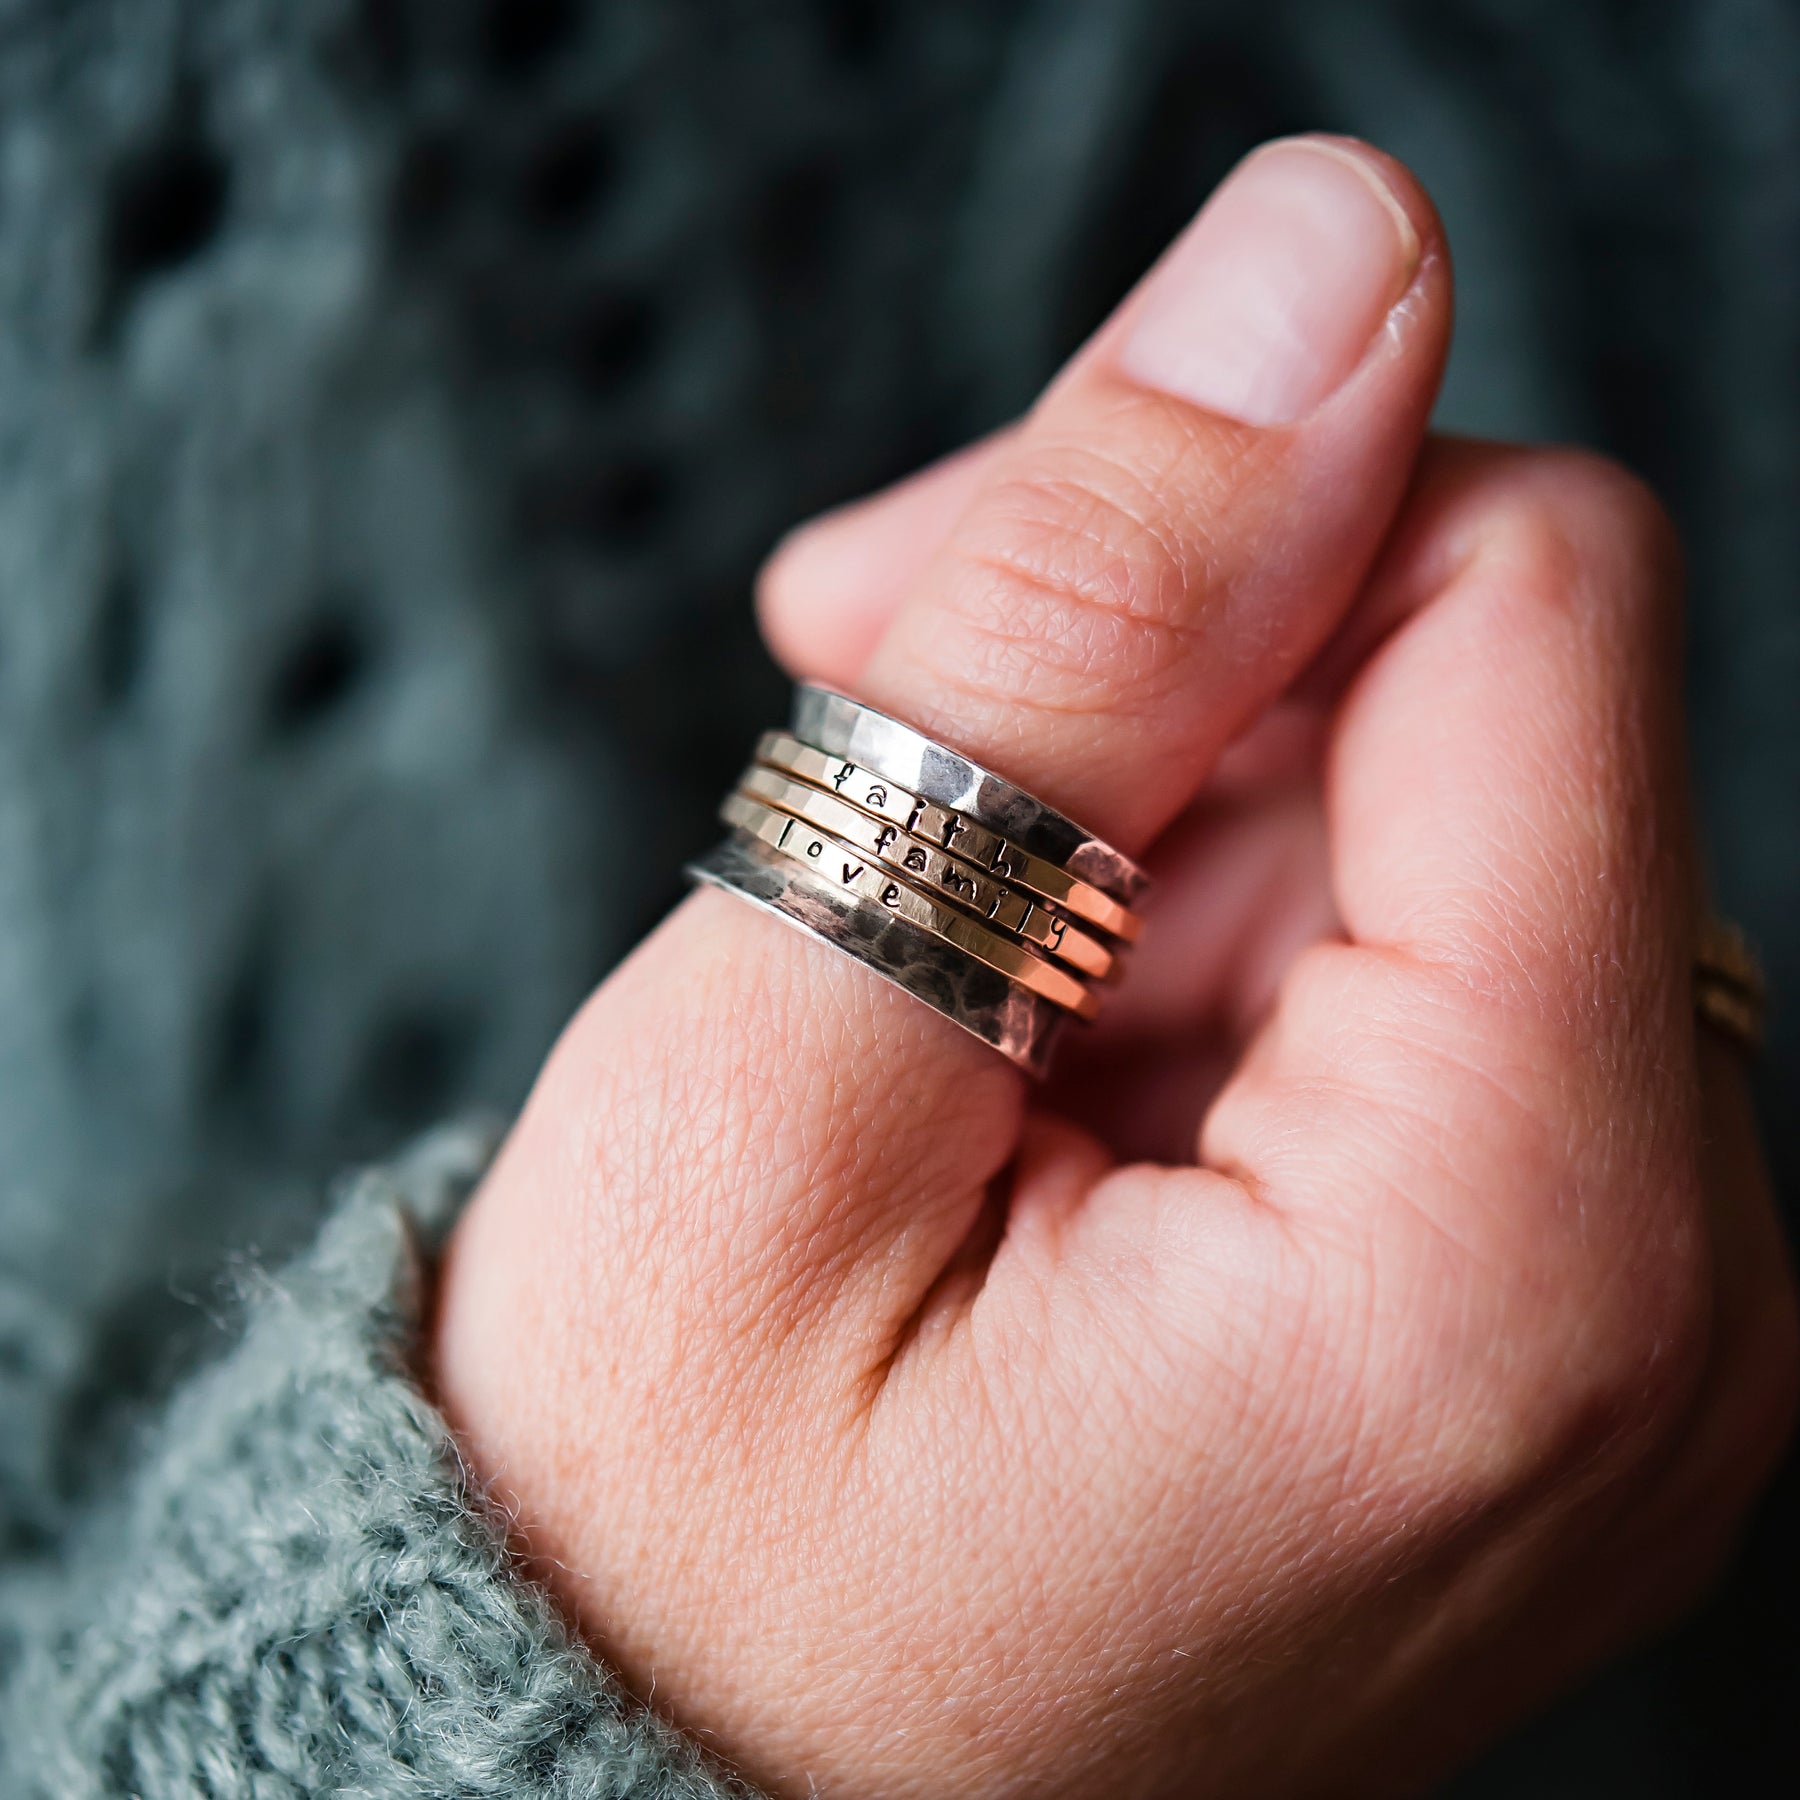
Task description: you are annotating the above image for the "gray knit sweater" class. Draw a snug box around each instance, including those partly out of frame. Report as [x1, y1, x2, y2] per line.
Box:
[0, 1124, 745, 1797]
[1, 0, 1795, 1793]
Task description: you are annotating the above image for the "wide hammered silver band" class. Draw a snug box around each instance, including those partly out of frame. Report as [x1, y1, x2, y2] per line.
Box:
[687, 686, 1146, 1075]
[688, 832, 1076, 1074]
[792, 686, 1149, 906]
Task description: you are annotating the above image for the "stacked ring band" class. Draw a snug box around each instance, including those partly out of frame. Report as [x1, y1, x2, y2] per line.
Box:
[688, 686, 1147, 1074]
[1695, 914, 1768, 1053]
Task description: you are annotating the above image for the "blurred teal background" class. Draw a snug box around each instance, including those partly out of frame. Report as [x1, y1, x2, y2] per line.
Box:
[0, 2, 1793, 1787]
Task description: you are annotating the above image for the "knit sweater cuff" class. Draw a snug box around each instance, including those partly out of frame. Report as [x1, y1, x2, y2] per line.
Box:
[5, 1124, 754, 1799]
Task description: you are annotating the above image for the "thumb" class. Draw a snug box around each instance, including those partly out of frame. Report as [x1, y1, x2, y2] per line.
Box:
[438, 135, 1452, 1436]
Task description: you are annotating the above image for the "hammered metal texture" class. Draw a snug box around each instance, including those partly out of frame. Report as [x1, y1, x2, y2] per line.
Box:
[687, 832, 1067, 1075]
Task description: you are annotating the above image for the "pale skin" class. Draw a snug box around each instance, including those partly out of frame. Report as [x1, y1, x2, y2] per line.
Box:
[433, 137, 1798, 1797]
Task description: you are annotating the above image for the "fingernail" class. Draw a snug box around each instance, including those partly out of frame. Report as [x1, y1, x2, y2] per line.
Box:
[1118, 138, 1421, 427]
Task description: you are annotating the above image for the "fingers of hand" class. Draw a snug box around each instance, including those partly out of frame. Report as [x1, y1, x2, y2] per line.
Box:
[1331, 442, 1690, 988]
[1042, 785, 1335, 1163]
[1201, 440, 1717, 1497]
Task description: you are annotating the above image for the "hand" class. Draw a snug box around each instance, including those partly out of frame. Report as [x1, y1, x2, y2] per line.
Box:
[432, 137, 1796, 1798]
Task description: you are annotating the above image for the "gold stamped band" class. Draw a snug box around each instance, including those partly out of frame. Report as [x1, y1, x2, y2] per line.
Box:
[688, 686, 1146, 1074]
[721, 794, 1103, 1017]
[736, 766, 1119, 980]
[1695, 915, 1767, 1054]
[753, 733, 1143, 942]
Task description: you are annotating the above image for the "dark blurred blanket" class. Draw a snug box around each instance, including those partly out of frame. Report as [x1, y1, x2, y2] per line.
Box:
[0, 2, 1793, 1792]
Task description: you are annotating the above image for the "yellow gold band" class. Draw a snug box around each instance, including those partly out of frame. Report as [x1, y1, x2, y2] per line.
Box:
[1695, 916, 1766, 1054]
[721, 792, 1101, 1019]
[755, 731, 1143, 942]
[736, 765, 1118, 980]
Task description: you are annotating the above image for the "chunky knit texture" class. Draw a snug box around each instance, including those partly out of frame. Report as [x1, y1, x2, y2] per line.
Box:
[0, 1124, 748, 1798]
[0, 0, 1797, 1793]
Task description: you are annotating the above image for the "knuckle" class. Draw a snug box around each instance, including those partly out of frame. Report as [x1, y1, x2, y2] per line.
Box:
[1603, 1291, 1798, 1632]
[1472, 446, 1681, 623]
[935, 440, 1223, 717]
[1578, 1223, 1714, 1432]
[1546, 448, 1680, 564]
[1484, 1210, 1715, 1499]
[1458, 1100, 1717, 1457]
